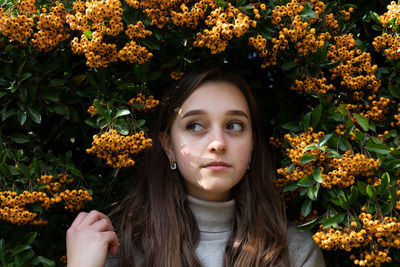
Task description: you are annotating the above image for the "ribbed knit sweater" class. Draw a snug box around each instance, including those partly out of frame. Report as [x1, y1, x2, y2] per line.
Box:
[105, 195, 325, 267]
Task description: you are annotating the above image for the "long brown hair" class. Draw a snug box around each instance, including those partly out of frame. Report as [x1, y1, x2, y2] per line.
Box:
[111, 68, 290, 266]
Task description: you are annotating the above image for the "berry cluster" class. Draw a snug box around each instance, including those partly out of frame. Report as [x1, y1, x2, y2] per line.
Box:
[373, 33, 400, 61]
[86, 129, 152, 168]
[290, 75, 335, 94]
[321, 150, 379, 189]
[125, 21, 152, 39]
[1, 173, 91, 225]
[334, 124, 358, 141]
[340, 7, 354, 22]
[170, 71, 185, 80]
[314, 212, 400, 266]
[71, 31, 118, 68]
[17, 0, 38, 15]
[328, 34, 380, 98]
[170, 1, 216, 29]
[59, 189, 92, 212]
[87, 105, 97, 115]
[249, 35, 268, 57]
[31, 2, 70, 52]
[193, 3, 255, 54]
[391, 104, 400, 128]
[128, 93, 159, 112]
[261, 0, 331, 67]
[0, 9, 34, 43]
[118, 40, 153, 64]
[67, 0, 123, 67]
[324, 13, 339, 35]
[277, 128, 379, 189]
[378, 1, 400, 27]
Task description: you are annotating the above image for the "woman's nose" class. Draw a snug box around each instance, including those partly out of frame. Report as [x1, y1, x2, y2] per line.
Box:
[208, 129, 227, 153]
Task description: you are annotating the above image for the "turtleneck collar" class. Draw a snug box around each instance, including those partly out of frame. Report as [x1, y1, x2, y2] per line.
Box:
[186, 195, 235, 233]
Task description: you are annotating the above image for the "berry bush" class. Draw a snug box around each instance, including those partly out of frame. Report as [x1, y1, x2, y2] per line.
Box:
[1, 0, 400, 266]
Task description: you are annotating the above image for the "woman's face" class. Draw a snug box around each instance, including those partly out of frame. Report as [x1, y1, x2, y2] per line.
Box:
[161, 81, 254, 201]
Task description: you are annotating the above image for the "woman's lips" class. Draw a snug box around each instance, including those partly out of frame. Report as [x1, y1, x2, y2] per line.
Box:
[204, 165, 230, 171]
[203, 162, 230, 170]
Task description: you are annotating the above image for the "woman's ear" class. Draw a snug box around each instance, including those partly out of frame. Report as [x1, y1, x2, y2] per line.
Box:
[159, 131, 174, 160]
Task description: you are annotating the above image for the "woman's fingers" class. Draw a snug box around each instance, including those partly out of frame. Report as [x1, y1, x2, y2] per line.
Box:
[66, 210, 118, 267]
[69, 211, 88, 228]
[104, 230, 119, 256]
[80, 210, 112, 228]
[90, 217, 114, 232]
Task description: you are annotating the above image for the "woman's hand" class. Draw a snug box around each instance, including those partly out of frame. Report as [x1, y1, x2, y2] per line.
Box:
[66, 210, 119, 267]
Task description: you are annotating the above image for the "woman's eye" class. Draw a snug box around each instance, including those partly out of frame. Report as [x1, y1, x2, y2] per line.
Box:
[186, 122, 204, 132]
[227, 121, 244, 131]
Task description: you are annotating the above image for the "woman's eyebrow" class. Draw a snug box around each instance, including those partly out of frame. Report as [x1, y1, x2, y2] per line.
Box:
[181, 109, 249, 119]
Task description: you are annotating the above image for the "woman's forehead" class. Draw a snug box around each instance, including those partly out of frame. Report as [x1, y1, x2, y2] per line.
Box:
[178, 81, 250, 115]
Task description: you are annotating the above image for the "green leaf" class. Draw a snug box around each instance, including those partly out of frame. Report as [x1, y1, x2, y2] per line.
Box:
[357, 181, 368, 196]
[41, 93, 59, 102]
[300, 9, 317, 19]
[297, 174, 315, 187]
[17, 111, 27, 126]
[71, 168, 84, 180]
[146, 71, 162, 81]
[137, 119, 146, 127]
[300, 154, 316, 164]
[301, 199, 312, 217]
[296, 217, 320, 232]
[354, 130, 365, 143]
[281, 61, 297, 71]
[0, 239, 6, 266]
[366, 185, 377, 200]
[302, 112, 311, 130]
[10, 245, 31, 258]
[283, 181, 299, 192]
[282, 121, 301, 132]
[320, 60, 341, 69]
[140, 38, 160, 50]
[354, 113, 369, 131]
[31, 256, 56, 267]
[313, 167, 323, 183]
[19, 72, 32, 82]
[115, 109, 131, 118]
[384, 159, 400, 171]
[348, 186, 358, 204]
[71, 74, 87, 85]
[337, 104, 348, 116]
[93, 101, 106, 118]
[307, 185, 318, 201]
[83, 30, 92, 40]
[8, 133, 30, 144]
[318, 133, 333, 147]
[370, 11, 381, 25]
[23, 232, 37, 245]
[388, 84, 400, 98]
[365, 144, 392, 154]
[286, 163, 295, 174]
[216, 0, 229, 8]
[371, 24, 382, 31]
[311, 104, 322, 128]
[381, 172, 390, 188]
[27, 106, 41, 124]
[133, 103, 146, 109]
[323, 213, 345, 228]
[236, 0, 246, 6]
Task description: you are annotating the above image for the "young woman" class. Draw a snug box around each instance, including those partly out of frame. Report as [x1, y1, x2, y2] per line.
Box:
[66, 68, 325, 267]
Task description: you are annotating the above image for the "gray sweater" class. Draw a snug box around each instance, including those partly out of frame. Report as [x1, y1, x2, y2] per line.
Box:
[106, 195, 325, 267]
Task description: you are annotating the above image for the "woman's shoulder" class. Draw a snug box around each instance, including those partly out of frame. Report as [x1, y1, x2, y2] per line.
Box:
[286, 222, 326, 267]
